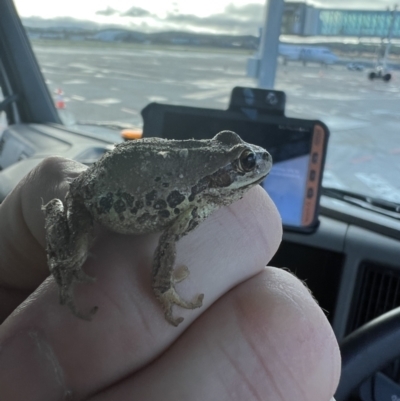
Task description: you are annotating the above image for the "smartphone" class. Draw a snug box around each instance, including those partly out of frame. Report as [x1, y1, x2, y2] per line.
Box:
[141, 102, 329, 232]
[260, 123, 327, 229]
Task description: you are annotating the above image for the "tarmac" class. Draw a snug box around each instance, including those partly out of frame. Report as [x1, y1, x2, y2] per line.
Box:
[32, 42, 400, 202]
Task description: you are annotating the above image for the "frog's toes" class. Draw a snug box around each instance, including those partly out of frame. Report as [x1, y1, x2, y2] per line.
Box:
[167, 314, 185, 327]
[61, 285, 98, 321]
[173, 265, 190, 283]
[74, 268, 96, 284]
[66, 299, 98, 321]
[53, 265, 97, 320]
[166, 287, 204, 309]
[192, 293, 204, 308]
[155, 287, 204, 326]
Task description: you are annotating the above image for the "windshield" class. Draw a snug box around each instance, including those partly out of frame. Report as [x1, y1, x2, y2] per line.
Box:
[13, 0, 400, 204]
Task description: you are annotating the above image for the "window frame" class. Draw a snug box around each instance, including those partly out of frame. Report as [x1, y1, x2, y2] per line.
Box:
[0, 0, 61, 125]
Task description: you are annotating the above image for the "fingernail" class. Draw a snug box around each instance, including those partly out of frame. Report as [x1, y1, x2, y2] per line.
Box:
[0, 330, 71, 400]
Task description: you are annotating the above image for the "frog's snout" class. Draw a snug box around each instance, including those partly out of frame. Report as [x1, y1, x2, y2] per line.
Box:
[259, 150, 273, 172]
[262, 151, 272, 163]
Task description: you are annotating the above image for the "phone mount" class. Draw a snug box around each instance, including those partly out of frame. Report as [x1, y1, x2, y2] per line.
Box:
[228, 87, 286, 118]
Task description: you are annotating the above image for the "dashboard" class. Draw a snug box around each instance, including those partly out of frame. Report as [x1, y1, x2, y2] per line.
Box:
[1, 122, 400, 346]
[275, 198, 400, 341]
[0, 123, 113, 200]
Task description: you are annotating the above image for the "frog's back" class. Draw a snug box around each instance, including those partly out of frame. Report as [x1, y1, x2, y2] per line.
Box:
[68, 137, 229, 234]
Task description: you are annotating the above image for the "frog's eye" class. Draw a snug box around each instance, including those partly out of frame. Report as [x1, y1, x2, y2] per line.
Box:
[239, 150, 256, 172]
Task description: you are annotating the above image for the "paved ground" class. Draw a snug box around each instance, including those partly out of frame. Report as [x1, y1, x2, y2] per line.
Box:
[32, 42, 400, 202]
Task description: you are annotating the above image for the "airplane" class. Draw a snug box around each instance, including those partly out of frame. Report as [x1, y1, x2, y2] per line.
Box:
[279, 43, 339, 65]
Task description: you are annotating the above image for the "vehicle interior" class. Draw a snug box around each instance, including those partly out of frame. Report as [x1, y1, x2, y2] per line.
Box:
[1, 0, 400, 400]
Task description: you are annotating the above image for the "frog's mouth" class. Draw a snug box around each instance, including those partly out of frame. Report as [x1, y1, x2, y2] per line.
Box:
[238, 174, 269, 191]
[253, 173, 270, 186]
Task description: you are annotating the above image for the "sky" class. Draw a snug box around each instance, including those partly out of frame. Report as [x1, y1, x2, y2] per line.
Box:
[14, 0, 400, 35]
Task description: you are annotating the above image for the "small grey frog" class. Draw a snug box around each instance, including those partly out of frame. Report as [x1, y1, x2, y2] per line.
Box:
[42, 131, 272, 326]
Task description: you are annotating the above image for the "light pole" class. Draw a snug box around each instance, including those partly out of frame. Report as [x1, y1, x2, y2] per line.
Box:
[382, 4, 397, 72]
[257, 0, 285, 88]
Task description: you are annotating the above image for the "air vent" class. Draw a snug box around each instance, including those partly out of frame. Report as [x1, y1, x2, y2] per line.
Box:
[347, 261, 400, 334]
[270, 241, 344, 323]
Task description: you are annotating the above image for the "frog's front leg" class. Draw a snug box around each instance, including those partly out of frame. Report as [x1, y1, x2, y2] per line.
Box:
[42, 195, 97, 320]
[152, 206, 207, 326]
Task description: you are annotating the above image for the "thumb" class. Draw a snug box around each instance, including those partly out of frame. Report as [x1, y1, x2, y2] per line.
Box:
[0, 157, 87, 319]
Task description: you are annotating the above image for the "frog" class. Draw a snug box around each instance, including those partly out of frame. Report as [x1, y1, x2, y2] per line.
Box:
[42, 130, 272, 326]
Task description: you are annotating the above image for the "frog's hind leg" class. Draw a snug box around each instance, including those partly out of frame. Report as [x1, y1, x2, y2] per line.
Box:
[51, 258, 98, 320]
[153, 235, 204, 326]
[152, 207, 205, 327]
[42, 197, 96, 320]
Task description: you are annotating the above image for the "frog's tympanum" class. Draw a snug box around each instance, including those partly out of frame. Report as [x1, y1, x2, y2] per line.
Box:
[42, 131, 272, 326]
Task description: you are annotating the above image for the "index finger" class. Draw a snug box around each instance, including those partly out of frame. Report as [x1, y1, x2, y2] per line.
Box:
[0, 158, 282, 400]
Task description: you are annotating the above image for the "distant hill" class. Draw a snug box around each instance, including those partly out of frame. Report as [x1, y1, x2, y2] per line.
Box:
[22, 20, 259, 50]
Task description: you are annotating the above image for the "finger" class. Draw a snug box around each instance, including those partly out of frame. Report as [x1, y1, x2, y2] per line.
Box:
[0, 157, 87, 322]
[0, 157, 87, 290]
[0, 186, 282, 401]
[89, 267, 341, 401]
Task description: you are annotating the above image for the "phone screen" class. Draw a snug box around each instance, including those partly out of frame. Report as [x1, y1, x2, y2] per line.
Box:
[260, 124, 326, 228]
[264, 154, 311, 226]
[142, 103, 328, 231]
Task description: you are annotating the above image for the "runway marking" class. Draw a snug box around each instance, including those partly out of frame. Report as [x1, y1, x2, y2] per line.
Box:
[62, 79, 87, 85]
[322, 170, 347, 189]
[68, 63, 94, 70]
[121, 108, 139, 115]
[147, 96, 168, 102]
[355, 172, 400, 203]
[89, 98, 121, 106]
[71, 95, 85, 101]
[182, 88, 229, 100]
[308, 92, 362, 101]
[191, 66, 224, 72]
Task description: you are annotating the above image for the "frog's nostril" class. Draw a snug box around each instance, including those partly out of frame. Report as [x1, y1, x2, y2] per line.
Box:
[262, 152, 270, 161]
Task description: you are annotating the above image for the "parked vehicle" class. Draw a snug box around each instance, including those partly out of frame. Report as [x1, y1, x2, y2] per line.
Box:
[347, 62, 365, 71]
[368, 65, 392, 81]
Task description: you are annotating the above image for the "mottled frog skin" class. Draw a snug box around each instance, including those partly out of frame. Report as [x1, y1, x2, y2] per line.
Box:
[42, 131, 272, 326]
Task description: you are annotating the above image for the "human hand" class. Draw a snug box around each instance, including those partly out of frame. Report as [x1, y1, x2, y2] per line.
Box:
[0, 157, 341, 400]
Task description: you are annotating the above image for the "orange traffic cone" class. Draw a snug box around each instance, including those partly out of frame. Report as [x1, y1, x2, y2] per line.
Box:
[55, 88, 66, 109]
